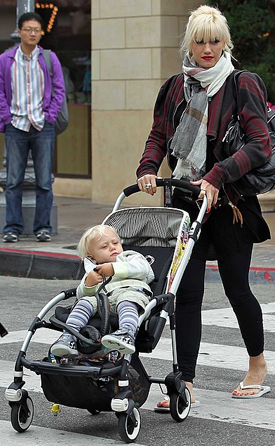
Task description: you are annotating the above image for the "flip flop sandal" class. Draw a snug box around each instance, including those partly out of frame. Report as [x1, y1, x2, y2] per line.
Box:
[232, 381, 271, 399]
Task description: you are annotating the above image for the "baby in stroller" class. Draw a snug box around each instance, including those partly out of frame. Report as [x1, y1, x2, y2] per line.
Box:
[51, 224, 155, 358]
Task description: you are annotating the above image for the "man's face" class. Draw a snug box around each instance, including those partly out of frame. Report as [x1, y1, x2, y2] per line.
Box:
[18, 20, 42, 47]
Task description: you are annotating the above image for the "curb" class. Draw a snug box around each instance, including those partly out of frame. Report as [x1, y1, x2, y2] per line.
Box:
[0, 248, 274, 284]
[0, 248, 84, 280]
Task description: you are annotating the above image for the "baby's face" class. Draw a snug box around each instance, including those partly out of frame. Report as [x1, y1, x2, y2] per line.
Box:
[88, 228, 123, 264]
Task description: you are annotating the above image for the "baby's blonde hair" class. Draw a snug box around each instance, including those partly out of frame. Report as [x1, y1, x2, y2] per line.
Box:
[77, 224, 120, 260]
[180, 5, 233, 56]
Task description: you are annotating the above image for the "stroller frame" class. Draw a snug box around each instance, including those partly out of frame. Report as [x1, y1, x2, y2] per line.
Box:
[5, 179, 207, 443]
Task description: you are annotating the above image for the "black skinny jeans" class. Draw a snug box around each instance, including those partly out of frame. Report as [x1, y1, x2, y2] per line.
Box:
[173, 198, 264, 383]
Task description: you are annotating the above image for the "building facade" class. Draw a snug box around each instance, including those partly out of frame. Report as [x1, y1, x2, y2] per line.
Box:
[89, 0, 201, 206]
[1, 0, 274, 209]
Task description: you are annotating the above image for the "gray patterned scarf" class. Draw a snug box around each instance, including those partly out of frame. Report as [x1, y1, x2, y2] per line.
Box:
[171, 51, 234, 180]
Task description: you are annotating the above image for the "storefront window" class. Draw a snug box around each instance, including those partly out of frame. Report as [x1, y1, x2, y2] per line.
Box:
[37, 0, 91, 178]
[0, 0, 91, 178]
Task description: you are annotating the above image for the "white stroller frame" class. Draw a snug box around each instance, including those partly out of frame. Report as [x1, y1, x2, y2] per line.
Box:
[5, 178, 207, 443]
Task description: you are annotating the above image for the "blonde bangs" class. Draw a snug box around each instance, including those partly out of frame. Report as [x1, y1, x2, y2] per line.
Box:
[180, 5, 233, 56]
[192, 21, 226, 45]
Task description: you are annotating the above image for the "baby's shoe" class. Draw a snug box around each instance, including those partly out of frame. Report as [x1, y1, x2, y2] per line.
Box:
[101, 329, 135, 355]
[51, 333, 78, 357]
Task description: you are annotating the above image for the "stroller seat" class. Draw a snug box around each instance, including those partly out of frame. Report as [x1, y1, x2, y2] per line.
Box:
[50, 245, 175, 354]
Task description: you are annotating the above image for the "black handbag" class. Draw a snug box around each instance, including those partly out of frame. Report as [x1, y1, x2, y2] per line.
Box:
[222, 71, 275, 197]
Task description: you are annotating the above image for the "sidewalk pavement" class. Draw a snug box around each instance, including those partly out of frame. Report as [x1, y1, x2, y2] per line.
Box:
[0, 195, 274, 283]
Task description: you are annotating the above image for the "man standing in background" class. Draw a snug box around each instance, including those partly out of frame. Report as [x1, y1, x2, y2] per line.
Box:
[0, 12, 65, 242]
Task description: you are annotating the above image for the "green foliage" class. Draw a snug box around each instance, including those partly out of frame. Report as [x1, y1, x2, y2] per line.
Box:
[207, 0, 275, 102]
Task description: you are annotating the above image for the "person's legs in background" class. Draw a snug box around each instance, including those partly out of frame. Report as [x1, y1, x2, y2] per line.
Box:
[31, 123, 55, 240]
[218, 243, 268, 396]
[3, 124, 29, 241]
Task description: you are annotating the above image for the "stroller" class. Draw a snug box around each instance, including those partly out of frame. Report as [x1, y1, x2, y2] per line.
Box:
[5, 178, 207, 443]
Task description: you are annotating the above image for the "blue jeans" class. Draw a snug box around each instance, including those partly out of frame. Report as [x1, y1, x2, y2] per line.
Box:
[3, 123, 55, 235]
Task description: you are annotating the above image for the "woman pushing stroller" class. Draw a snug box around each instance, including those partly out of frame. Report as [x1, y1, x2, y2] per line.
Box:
[137, 4, 271, 404]
[51, 224, 154, 357]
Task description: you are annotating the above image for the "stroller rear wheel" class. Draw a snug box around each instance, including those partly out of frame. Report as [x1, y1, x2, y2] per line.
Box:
[170, 388, 191, 422]
[10, 396, 34, 432]
[118, 407, 141, 443]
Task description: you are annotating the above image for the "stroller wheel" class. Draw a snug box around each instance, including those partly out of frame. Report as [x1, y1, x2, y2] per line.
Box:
[118, 407, 141, 443]
[10, 396, 34, 432]
[170, 388, 191, 422]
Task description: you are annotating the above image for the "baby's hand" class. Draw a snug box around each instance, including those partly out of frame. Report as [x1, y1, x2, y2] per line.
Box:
[85, 269, 103, 287]
[95, 263, 114, 278]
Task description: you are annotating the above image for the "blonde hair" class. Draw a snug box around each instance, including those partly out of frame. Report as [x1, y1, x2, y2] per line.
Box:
[180, 5, 233, 56]
[77, 224, 120, 260]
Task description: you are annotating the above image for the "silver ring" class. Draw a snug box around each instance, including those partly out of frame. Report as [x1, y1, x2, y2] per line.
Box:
[145, 183, 152, 189]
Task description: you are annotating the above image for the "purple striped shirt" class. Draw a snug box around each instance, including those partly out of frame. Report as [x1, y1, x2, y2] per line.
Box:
[11, 45, 44, 132]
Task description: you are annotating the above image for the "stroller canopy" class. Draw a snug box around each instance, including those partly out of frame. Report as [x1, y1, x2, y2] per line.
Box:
[103, 207, 189, 248]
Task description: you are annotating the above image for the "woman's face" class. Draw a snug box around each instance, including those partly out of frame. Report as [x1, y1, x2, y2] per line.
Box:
[190, 38, 225, 69]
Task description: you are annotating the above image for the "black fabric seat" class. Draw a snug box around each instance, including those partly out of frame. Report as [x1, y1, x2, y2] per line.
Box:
[122, 246, 174, 295]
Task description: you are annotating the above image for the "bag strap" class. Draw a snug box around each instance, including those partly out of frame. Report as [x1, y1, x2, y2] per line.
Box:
[42, 49, 54, 95]
[232, 70, 244, 115]
[42, 49, 52, 76]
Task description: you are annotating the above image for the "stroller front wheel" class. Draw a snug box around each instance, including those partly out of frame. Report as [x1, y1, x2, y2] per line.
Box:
[118, 407, 141, 443]
[170, 388, 191, 422]
[10, 396, 34, 432]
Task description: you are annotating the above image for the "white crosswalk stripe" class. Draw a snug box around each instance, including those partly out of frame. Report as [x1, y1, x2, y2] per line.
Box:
[0, 420, 145, 446]
[202, 302, 275, 332]
[143, 385, 275, 430]
[1, 303, 275, 440]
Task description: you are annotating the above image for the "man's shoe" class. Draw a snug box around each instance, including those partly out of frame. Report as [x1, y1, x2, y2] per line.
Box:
[3, 232, 18, 243]
[51, 333, 79, 357]
[101, 329, 135, 355]
[36, 230, 51, 242]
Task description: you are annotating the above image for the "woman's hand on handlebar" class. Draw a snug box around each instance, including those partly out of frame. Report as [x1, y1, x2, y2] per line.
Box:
[137, 174, 158, 195]
[190, 179, 219, 212]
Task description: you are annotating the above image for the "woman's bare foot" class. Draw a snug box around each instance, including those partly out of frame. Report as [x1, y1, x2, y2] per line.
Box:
[156, 396, 169, 409]
[156, 381, 197, 409]
[232, 353, 267, 397]
[185, 381, 196, 403]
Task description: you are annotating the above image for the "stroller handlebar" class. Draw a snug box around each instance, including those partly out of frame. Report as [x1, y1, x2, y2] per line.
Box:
[123, 178, 201, 198]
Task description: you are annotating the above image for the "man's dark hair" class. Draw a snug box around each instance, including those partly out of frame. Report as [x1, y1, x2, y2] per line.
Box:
[18, 12, 44, 30]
